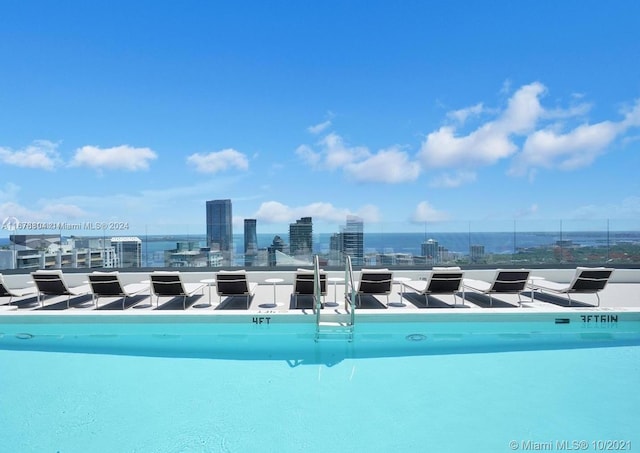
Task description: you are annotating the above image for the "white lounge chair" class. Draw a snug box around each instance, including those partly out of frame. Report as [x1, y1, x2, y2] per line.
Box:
[150, 271, 205, 309]
[355, 269, 393, 307]
[404, 267, 464, 307]
[462, 269, 531, 307]
[88, 271, 148, 309]
[0, 273, 36, 306]
[31, 270, 91, 308]
[293, 268, 327, 309]
[529, 267, 614, 307]
[215, 270, 258, 309]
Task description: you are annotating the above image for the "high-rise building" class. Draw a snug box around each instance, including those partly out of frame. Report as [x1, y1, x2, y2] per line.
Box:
[470, 244, 485, 263]
[267, 235, 286, 267]
[111, 237, 142, 267]
[422, 239, 439, 264]
[289, 217, 312, 257]
[244, 219, 258, 266]
[206, 199, 233, 261]
[330, 215, 364, 265]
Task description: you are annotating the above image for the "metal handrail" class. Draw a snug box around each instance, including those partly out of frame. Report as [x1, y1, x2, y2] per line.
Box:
[313, 255, 322, 328]
[344, 255, 356, 327]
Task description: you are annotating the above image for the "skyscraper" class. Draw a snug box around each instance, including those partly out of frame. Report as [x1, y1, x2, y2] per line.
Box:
[244, 219, 258, 266]
[422, 238, 439, 264]
[343, 215, 364, 265]
[330, 215, 364, 265]
[206, 199, 233, 261]
[289, 216, 312, 257]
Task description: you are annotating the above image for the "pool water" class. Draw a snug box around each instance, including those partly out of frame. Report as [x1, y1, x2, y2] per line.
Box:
[1, 318, 639, 452]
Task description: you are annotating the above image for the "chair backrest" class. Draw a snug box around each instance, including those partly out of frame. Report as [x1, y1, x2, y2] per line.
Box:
[427, 270, 464, 294]
[0, 274, 11, 297]
[294, 271, 327, 295]
[31, 270, 70, 295]
[570, 267, 614, 293]
[216, 271, 250, 296]
[88, 272, 124, 296]
[150, 272, 186, 296]
[358, 269, 393, 295]
[489, 269, 530, 293]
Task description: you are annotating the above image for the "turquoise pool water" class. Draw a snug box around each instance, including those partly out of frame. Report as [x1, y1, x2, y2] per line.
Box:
[1, 315, 639, 452]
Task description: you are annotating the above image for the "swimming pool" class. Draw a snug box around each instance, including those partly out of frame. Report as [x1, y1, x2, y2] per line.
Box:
[1, 312, 639, 452]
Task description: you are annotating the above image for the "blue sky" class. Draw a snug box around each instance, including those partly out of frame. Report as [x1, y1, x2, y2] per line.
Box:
[1, 0, 640, 235]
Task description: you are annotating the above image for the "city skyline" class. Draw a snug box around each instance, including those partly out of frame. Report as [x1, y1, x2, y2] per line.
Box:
[1, 2, 640, 236]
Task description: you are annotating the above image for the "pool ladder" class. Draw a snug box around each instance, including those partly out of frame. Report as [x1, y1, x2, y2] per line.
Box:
[316, 314, 354, 342]
[314, 254, 356, 342]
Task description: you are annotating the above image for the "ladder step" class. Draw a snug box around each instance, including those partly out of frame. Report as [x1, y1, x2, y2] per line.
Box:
[315, 332, 353, 341]
[315, 321, 354, 342]
[318, 321, 352, 328]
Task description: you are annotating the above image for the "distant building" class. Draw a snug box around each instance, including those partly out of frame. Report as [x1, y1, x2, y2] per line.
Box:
[330, 215, 364, 265]
[10, 234, 60, 250]
[344, 216, 364, 265]
[421, 239, 439, 264]
[166, 241, 209, 267]
[470, 244, 485, 263]
[267, 235, 286, 267]
[111, 237, 142, 268]
[289, 217, 312, 258]
[206, 199, 233, 262]
[244, 219, 258, 266]
[0, 234, 116, 269]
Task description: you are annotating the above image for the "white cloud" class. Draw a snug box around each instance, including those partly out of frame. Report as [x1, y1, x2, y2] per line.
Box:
[0, 140, 61, 170]
[411, 201, 450, 223]
[253, 200, 379, 224]
[72, 145, 157, 171]
[297, 133, 420, 184]
[319, 133, 370, 169]
[187, 148, 249, 174]
[419, 82, 546, 169]
[566, 196, 640, 220]
[419, 123, 517, 168]
[621, 99, 640, 128]
[0, 183, 20, 201]
[499, 82, 546, 134]
[447, 103, 485, 124]
[0, 201, 45, 222]
[514, 203, 539, 219]
[429, 170, 477, 188]
[345, 146, 421, 183]
[295, 144, 321, 166]
[307, 120, 332, 134]
[354, 204, 381, 223]
[510, 121, 620, 175]
[510, 99, 640, 176]
[543, 102, 591, 120]
[42, 203, 88, 219]
[421, 84, 640, 181]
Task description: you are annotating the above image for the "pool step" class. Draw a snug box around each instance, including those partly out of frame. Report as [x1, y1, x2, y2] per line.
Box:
[315, 320, 354, 342]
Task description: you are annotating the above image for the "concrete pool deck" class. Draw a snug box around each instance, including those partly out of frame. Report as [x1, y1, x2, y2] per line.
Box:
[2, 268, 640, 315]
